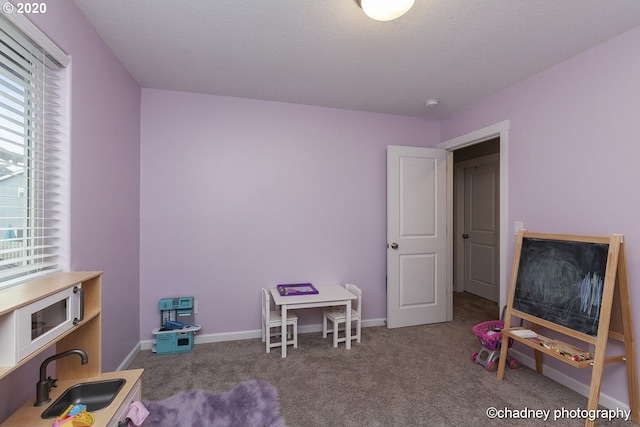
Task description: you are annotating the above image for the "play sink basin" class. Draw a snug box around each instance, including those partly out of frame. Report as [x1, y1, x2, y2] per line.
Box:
[41, 378, 126, 419]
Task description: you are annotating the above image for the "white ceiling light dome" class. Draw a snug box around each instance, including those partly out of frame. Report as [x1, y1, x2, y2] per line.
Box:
[360, 0, 416, 21]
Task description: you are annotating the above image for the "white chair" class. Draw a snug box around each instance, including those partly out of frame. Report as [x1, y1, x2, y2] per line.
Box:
[261, 288, 298, 353]
[322, 283, 362, 347]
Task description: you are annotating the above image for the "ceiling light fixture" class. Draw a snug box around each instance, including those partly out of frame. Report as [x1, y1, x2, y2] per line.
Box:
[359, 0, 415, 21]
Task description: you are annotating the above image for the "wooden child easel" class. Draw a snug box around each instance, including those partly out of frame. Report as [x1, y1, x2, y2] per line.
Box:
[497, 231, 639, 427]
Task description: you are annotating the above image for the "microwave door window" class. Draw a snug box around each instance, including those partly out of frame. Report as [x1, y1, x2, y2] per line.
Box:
[31, 298, 68, 340]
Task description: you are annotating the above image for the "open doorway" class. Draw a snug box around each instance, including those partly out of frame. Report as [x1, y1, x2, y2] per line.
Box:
[439, 120, 510, 322]
[452, 139, 500, 320]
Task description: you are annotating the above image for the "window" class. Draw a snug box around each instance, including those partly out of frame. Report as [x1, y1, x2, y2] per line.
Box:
[0, 13, 69, 288]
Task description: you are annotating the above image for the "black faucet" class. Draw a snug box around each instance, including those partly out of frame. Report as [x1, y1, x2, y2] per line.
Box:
[35, 349, 88, 407]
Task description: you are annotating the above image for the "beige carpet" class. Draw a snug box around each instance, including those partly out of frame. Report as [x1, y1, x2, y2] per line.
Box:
[128, 293, 632, 426]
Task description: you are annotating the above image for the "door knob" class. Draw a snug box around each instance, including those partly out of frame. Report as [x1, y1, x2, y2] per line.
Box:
[462, 234, 469, 239]
[389, 243, 399, 249]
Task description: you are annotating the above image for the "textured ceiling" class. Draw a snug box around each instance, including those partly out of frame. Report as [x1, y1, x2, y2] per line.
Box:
[73, 0, 640, 118]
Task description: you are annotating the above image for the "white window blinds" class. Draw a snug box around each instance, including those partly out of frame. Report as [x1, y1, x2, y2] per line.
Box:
[0, 13, 68, 288]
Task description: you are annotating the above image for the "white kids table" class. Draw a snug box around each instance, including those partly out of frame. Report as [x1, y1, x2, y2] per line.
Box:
[270, 284, 357, 358]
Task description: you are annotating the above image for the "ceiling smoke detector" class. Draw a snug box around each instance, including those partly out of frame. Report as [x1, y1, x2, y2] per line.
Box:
[424, 99, 440, 108]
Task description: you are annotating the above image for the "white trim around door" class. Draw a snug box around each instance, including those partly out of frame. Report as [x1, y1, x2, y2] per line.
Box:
[439, 120, 510, 317]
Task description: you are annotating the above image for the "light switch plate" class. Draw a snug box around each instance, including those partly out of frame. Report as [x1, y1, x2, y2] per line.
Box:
[514, 221, 524, 235]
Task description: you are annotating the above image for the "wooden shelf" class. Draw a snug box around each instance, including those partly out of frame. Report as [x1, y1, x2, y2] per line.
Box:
[0, 271, 102, 316]
[0, 272, 102, 381]
[504, 329, 594, 369]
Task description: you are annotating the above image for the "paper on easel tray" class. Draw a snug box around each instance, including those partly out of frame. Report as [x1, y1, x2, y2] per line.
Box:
[510, 329, 538, 338]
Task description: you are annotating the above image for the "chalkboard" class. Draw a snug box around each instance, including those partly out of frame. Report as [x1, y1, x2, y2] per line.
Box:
[499, 233, 640, 425]
[513, 237, 609, 336]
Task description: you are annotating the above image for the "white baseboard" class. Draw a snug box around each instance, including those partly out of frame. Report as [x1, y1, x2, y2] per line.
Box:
[135, 318, 387, 352]
[117, 341, 142, 371]
[509, 348, 630, 411]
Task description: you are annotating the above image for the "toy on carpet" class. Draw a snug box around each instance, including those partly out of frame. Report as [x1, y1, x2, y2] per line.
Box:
[471, 320, 520, 372]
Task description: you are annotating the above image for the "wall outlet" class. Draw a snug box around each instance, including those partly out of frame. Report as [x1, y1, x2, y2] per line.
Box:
[514, 221, 524, 235]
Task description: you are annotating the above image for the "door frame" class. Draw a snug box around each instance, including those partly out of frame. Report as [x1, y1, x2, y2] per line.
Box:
[439, 120, 510, 320]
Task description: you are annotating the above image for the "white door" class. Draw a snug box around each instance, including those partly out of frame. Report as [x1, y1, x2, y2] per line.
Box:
[463, 161, 499, 302]
[387, 146, 447, 328]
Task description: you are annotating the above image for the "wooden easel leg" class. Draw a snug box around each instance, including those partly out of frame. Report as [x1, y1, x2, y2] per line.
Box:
[626, 350, 640, 425]
[585, 356, 605, 427]
[617, 244, 640, 424]
[496, 336, 509, 380]
[534, 349, 543, 374]
[625, 343, 640, 424]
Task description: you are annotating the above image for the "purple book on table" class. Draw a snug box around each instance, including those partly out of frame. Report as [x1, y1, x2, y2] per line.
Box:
[277, 283, 319, 296]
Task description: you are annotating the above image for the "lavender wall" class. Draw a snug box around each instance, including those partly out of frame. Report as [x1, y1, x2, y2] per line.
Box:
[139, 89, 440, 339]
[0, 1, 141, 422]
[441, 25, 640, 405]
[3, 1, 635, 421]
